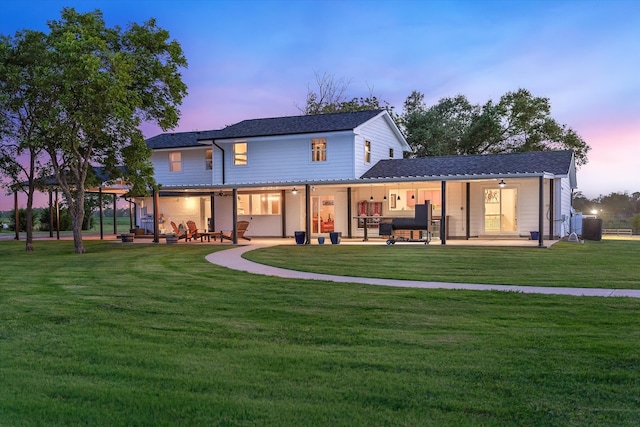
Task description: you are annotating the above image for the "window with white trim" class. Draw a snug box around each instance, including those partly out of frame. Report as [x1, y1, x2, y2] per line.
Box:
[233, 142, 247, 165]
[365, 140, 371, 163]
[169, 151, 182, 172]
[311, 138, 327, 162]
[237, 193, 281, 215]
[205, 149, 212, 170]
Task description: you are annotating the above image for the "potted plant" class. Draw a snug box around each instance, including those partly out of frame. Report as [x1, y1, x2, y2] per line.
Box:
[165, 233, 179, 244]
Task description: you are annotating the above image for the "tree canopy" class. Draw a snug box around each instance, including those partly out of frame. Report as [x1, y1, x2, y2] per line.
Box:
[0, 8, 187, 253]
[399, 89, 591, 166]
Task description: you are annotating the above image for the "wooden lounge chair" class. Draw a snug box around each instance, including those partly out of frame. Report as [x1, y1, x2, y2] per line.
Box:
[220, 220, 251, 242]
[170, 221, 191, 241]
[186, 220, 202, 241]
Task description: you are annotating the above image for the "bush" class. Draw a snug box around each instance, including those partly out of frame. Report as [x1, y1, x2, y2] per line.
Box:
[632, 214, 640, 235]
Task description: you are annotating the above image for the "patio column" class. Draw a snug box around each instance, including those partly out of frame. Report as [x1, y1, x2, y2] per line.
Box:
[99, 187, 104, 240]
[440, 180, 447, 245]
[304, 184, 311, 244]
[209, 192, 215, 232]
[113, 194, 117, 235]
[347, 187, 352, 238]
[538, 176, 544, 247]
[49, 191, 54, 238]
[55, 190, 60, 240]
[153, 189, 160, 243]
[465, 182, 470, 240]
[281, 189, 286, 238]
[128, 199, 133, 230]
[14, 191, 19, 240]
[549, 179, 554, 240]
[232, 188, 238, 244]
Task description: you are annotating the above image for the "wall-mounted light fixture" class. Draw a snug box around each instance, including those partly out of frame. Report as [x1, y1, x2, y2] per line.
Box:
[291, 187, 298, 195]
[499, 179, 506, 188]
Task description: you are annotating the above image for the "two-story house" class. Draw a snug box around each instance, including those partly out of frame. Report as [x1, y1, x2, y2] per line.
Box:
[140, 109, 577, 245]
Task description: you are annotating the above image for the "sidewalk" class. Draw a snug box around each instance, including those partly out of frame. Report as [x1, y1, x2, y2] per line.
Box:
[205, 243, 640, 298]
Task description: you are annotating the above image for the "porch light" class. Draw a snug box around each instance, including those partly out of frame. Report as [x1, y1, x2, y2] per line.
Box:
[291, 187, 298, 195]
[499, 179, 506, 188]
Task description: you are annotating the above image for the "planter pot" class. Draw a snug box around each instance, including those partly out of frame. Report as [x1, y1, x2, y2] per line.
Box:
[329, 232, 341, 244]
[121, 233, 134, 243]
[294, 231, 306, 245]
[165, 235, 179, 244]
[530, 231, 539, 240]
[317, 237, 325, 245]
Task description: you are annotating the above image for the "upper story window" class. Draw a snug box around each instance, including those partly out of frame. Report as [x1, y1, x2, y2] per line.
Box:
[169, 151, 182, 172]
[389, 148, 394, 158]
[205, 149, 212, 170]
[311, 138, 327, 162]
[233, 142, 247, 165]
[365, 140, 371, 163]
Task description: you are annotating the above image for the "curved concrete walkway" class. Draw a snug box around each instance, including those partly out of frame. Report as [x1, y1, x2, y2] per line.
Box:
[205, 243, 640, 298]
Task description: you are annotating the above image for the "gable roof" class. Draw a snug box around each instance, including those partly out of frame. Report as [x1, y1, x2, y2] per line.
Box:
[361, 150, 576, 182]
[205, 110, 385, 140]
[146, 130, 220, 150]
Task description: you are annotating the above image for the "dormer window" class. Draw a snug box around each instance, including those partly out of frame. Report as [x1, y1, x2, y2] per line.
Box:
[169, 151, 182, 172]
[311, 138, 326, 162]
[234, 142, 247, 165]
[365, 140, 371, 163]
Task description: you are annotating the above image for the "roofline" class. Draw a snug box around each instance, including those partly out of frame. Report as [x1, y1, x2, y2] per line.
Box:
[155, 172, 558, 192]
[198, 129, 356, 143]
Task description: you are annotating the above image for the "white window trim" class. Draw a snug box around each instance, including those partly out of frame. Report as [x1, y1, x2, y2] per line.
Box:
[311, 138, 327, 162]
[169, 151, 182, 173]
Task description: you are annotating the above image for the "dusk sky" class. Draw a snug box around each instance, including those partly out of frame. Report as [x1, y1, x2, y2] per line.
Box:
[1, 0, 638, 210]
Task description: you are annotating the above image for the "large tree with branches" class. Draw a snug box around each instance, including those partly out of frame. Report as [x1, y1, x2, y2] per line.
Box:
[400, 89, 591, 165]
[0, 8, 188, 253]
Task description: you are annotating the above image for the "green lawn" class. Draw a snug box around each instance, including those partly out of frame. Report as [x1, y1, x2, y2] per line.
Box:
[1, 240, 639, 425]
[245, 239, 640, 289]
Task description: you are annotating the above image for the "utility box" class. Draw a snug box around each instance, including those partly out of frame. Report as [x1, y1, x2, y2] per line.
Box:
[582, 218, 603, 241]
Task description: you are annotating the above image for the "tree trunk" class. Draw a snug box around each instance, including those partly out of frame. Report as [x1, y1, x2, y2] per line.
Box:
[25, 190, 34, 252]
[70, 190, 86, 254]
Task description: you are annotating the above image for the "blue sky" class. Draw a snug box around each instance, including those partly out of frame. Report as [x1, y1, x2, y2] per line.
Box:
[1, 0, 638, 209]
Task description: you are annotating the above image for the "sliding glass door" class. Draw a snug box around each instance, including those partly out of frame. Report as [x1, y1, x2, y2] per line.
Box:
[484, 188, 517, 232]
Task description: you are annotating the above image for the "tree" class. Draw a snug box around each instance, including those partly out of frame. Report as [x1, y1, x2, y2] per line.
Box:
[0, 30, 54, 251]
[297, 71, 393, 116]
[5, 8, 187, 253]
[401, 89, 591, 166]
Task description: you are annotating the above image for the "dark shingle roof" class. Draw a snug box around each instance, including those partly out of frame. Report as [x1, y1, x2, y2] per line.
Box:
[146, 110, 385, 148]
[361, 150, 575, 179]
[209, 110, 384, 140]
[146, 130, 221, 149]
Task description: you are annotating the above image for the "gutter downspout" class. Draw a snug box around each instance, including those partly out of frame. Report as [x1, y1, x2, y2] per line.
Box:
[212, 141, 225, 185]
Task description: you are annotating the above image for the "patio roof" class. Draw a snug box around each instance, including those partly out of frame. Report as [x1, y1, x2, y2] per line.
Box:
[361, 150, 575, 181]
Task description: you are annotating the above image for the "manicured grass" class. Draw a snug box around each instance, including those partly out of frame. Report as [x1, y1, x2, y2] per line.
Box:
[244, 239, 640, 289]
[1, 240, 639, 425]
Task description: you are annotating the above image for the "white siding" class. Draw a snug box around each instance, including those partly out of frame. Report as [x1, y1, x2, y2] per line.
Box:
[151, 147, 213, 186]
[216, 132, 357, 185]
[354, 115, 408, 177]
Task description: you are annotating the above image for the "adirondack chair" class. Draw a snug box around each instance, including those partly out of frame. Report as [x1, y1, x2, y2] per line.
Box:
[170, 221, 191, 241]
[186, 220, 202, 241]
[220, 220, 251, 242]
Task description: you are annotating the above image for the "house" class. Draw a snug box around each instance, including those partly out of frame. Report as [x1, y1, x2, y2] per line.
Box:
[139, 109, 578, 245]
